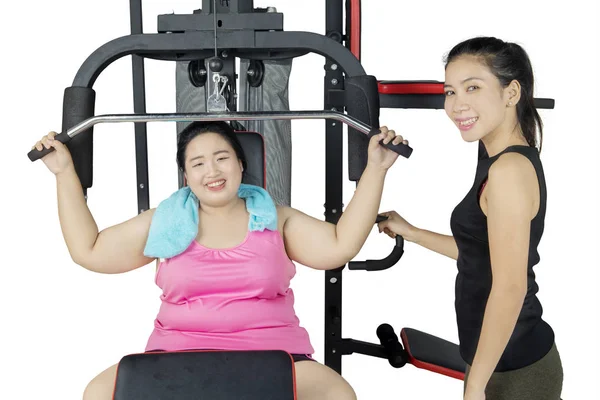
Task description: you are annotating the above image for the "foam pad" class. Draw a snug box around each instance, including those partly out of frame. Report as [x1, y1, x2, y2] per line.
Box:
[401, 328, 466, 380]
[62, 86, 96, 190]
[236, 131, 266, 189]
[113, 350, 296, 400]
[344, 75, 380, 182]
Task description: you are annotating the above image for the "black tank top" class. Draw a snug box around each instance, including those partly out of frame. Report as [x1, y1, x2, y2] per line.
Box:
[450, 143, 554, 371]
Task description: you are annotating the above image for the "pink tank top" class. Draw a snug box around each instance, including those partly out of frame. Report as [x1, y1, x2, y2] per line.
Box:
[145, 229, 314, 355]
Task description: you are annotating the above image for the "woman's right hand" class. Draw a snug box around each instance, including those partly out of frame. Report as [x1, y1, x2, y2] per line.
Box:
[377, 210, 417, 241]
[32, 131, 74, 175]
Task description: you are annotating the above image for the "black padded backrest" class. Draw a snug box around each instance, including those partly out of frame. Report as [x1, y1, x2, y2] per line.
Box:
[236, 131, 265, 189]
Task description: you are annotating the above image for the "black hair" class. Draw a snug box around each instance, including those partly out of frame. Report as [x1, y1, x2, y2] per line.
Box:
[444, 37, 543, 152]
[176, 121, 247, 173]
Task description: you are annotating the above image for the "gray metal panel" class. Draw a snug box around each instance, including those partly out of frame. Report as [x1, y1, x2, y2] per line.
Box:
[176, 61, 206, 188]
[239, 59, 293, 206]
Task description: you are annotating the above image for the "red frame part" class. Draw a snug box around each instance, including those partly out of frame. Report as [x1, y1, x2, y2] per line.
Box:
[401, 329, 466, 381]
[378, 81, 445, 95]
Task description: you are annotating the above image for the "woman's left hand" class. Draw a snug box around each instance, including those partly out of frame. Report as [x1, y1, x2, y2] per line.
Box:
[366, 126, 408, 171]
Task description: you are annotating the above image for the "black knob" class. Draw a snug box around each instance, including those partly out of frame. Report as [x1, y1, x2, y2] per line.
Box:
[209, 57, 223, 72]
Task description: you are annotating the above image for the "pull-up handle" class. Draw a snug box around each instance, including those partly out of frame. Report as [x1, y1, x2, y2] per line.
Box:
[348, 214, 405, 272]
[27, 110, 413, 162]
[30, 131, 72, 159]
[367, 128, 413, 159]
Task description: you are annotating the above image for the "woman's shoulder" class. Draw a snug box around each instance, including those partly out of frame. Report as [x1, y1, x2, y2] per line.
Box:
[276, 205, 292, 230]
[487, 151, 540, 202]
[276, 205, 310, 235]
[491, 149, 538, 178]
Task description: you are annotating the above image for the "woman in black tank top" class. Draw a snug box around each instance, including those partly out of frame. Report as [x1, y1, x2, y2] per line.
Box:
[377, 37, 563, 400]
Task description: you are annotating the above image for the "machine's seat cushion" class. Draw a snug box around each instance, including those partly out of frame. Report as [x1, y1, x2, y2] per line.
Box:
[113, 350, 296, 400]
[401, 328, 466, 380]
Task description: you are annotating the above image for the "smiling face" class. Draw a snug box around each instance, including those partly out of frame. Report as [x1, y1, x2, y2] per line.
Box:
[183, 132, 244, 208]
[443, 55, 514, 143]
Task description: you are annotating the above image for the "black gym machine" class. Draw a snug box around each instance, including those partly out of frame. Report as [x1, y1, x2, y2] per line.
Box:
[27, 0, 554, 398]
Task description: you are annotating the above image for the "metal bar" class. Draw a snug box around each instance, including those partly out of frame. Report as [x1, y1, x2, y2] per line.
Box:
[72, 31, 366, 87]
[60, 111, 374, 139]
[339, 339, 388, 359]
[157, 13, 284, 33]
[129, 0, 150, 214]
[324, 0, 345, 376]
[326, 0, 343, 39]
[380, 94, 556, 110]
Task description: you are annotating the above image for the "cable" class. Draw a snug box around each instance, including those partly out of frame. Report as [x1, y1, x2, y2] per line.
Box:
[213, 0, 218, 57]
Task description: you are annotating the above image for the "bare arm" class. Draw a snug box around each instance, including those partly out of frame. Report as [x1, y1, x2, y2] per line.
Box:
[378, 212, 458, 260]
[410, 228, 458, 260]
[56, 165, 156, 274]
[280, 164, 387, 270]
[35, 132, 156, 274]
[464, 154, 535, 395]
[280, 129, 405, 270]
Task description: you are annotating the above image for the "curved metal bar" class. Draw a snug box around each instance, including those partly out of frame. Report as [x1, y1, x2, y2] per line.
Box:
[62, 110, 373, 139]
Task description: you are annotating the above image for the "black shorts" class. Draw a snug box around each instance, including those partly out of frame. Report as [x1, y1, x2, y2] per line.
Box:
[290, 353, 314, 363]
[146, 349, 315, 363]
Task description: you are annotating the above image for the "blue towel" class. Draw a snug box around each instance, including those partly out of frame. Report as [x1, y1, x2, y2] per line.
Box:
[144, 183, 278, 259]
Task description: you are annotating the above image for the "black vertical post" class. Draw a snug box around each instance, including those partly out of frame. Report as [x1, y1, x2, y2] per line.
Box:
[324, 0, 345, 375]
[130, 0, 150, 213]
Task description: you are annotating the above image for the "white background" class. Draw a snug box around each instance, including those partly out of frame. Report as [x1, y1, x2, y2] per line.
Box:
[1, 0, 598, 398]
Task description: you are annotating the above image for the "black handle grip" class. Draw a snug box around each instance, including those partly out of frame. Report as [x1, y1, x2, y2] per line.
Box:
[348, 236, 404, 271]
[376, 323, 407, 368]
[375, 214, 388, 224]
[368, 128, 413, 158]
[27, 131, 71, 162]
[348, 214, 405, 271]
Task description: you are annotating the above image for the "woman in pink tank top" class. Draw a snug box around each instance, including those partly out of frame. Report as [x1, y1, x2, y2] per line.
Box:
[33, 120, 407, 400]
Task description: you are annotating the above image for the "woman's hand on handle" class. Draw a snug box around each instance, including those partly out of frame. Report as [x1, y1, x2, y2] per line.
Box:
[367, 126, 408, 171]
[32, 131, 74, 175]
[377, 211, 417, 241]
[378, 210, 459, 260]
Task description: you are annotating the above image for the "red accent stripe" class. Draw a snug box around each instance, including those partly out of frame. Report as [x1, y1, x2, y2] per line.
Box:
[400, 330, 465, 381]
[478, 180, 488, 199]
[350, 0, 361, 59]
[378, 82, 445, 95]
[291, 352, 298, 400]
[112, 363, 120, 399]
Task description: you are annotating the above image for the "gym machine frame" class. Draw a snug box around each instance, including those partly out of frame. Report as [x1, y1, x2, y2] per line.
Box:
[28, 0, 555, 383]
